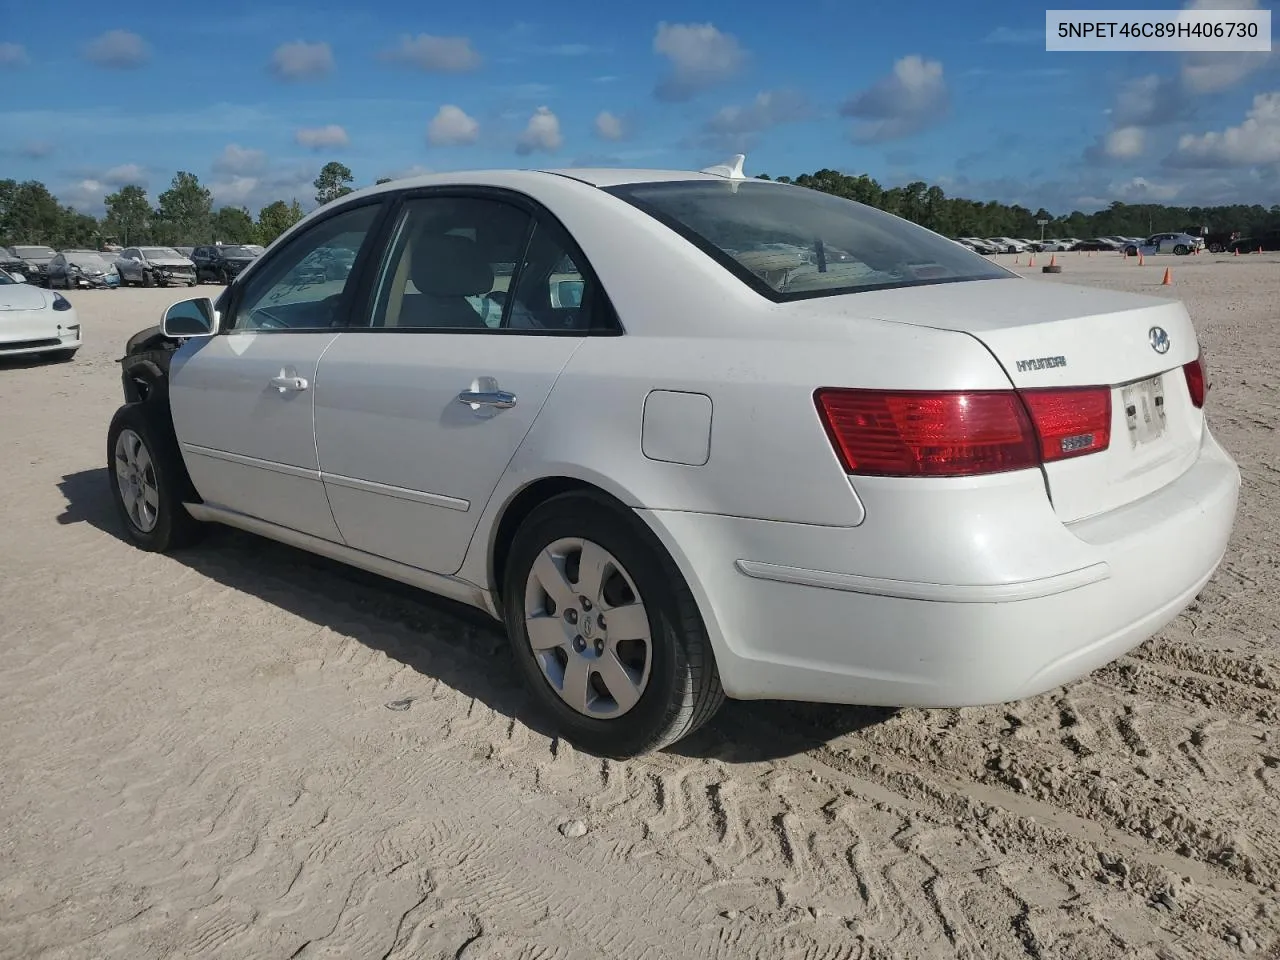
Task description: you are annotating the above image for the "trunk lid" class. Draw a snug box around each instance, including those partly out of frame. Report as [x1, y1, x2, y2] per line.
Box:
[805, 277, 1205, 523]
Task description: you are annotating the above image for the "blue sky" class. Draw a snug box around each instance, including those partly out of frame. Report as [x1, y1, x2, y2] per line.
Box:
[1, 0, 1276, 216]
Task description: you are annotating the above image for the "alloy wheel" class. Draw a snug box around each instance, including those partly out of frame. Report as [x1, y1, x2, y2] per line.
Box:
[113, 428, 160, 533]
[523, 537, 653, 719]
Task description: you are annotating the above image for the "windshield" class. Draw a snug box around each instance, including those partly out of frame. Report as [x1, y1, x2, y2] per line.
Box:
[219, 245, 255, 258]
[142, 247, 183, 259]
[14, 246, 55, 258]
[606, 180, 1010, 300]
[70, 253, 108, 269]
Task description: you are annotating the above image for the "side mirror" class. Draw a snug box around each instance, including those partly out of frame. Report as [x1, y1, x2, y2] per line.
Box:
[162, 297, 217, 338]
[11, 272, 26, 283]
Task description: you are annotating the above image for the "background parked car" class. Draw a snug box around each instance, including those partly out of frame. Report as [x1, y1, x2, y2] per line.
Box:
[191, 244, 259, 284]
[1201, 231, 1240, 253]
[0, 246, 28, 277]
[116, 247, 197, 287]
[45, 250, 120, 289]
[1229, 229, 1280, 253]
[1123, 233, 1204, 257]
[986, 237, 1028, 253]
[174, 247, 195, 257]
[1072, 238, 1121, 251]
[10, 244, 58, 285]
[0, 266, 81, 362]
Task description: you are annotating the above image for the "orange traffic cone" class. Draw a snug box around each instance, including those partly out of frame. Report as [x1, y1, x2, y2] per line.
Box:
[1138, 252, 1145, 266]
[1014, 255, 1020, 265]
[1235, 247, 1240, 256]
[1049, 254, 1057, 268]
[1028, 254, 1036, 266]
[1161, 267, 1172, 285]
[1259, 246, 1264, 254]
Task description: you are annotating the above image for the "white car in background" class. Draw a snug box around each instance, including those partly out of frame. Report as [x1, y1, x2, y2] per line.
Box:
[106, 157, 1240, 757]
[1122, 233, 1204, 257]
[986, 236, 1029, 253]
[116, 246, 198, 288]
[0, 268, 80, 361]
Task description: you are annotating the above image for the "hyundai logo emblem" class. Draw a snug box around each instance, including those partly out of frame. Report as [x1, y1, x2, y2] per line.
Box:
[1149, 326, 1171, 355]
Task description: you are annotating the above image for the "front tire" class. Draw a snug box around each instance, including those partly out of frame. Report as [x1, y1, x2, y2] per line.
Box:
[502, 491, 724, 758]
[1174, 244, 1189, 256]
[143, 270, 155, 287]
[107, 403, 205, 552]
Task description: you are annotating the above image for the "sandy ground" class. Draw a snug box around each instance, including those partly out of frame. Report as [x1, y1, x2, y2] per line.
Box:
[2, 252, 1278, 960]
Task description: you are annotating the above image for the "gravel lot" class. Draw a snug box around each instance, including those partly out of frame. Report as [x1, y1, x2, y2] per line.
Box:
[2, 253, 1278, 960]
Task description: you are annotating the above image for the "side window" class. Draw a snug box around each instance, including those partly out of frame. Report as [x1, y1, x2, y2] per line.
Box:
[505, 219, 609, 331]
[228, 202, 381, 332]
[368, 197, 532, 330]
[124, 248, 138, 260]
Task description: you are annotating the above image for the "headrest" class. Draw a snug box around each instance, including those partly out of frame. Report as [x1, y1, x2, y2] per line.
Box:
[410, 234, 494, 297]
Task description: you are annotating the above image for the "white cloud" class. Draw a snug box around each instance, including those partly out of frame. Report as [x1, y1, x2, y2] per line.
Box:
[295, 124, 350, 149]
[62, 179, 110, 215]
[83, 30, 149, 69]
[269, 40, 334, 81]
[1172, 91, 1280, 166]
[381, 34, 481, 72]
[100, 163, 147, 186]
[379, 164, 433, 181]
[212, 144, 267, 176]
[426, 105, 480, 146]
[209, 163, 318, 213]
[1180, 0, 1274, 93]
[516, 106, 562, 155]
[652, 22, 746, 102]
[0, 42, 28, 67]
[1103, 126, 1146, 160]
[17, 140, 54, 158]
[699, 89, 813, 152]
[982, 27, 1043, 44]
[839, 55, 950, 142]
[594, 110, 625, 141]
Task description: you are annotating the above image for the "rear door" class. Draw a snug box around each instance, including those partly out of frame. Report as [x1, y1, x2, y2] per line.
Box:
[313, 189, 607, 575]
[169, 198, 388, 541]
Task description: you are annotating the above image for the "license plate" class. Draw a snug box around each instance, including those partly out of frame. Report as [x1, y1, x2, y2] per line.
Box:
[1122, 374, 1166, 445]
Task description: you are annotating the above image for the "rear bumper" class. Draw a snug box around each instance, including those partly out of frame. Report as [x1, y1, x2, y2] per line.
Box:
[638, 426, 1240, 706]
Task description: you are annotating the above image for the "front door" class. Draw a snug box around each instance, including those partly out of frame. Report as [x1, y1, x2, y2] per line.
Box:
[314, 192, 612, 575]
[169, 199, 386, 541]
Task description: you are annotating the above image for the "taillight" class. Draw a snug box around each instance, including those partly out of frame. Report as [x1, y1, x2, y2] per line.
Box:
[1183, 352, 1207, 408]
[1020, 387, 1111, 461]
[814, 386, 1112, 478]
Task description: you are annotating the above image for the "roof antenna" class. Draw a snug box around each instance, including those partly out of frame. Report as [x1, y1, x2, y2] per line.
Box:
[700, 154, 746, 180]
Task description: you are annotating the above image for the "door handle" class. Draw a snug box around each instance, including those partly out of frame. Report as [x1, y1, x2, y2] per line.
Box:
[269, 374, 309, 393]
[457, 389, 517, 410]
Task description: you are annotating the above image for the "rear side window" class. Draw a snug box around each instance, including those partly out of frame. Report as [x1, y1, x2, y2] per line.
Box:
[606, 180, 1012, 301]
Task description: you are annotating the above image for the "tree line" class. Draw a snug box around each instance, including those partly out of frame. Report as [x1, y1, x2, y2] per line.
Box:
[0, 161, 365, 250]
[3, 159, 1278, 251]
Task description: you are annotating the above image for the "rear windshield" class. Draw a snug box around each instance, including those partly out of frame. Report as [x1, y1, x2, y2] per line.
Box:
[605, 180, 1011, 301]
[219, 245, 255, 258]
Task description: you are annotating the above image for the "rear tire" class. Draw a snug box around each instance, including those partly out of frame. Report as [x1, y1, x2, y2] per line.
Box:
[502, 491, 724, 758]
[1174, 245, 1189, 256]
[107, 403, 205, 552]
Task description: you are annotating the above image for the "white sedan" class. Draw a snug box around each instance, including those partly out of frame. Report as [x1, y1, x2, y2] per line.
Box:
[105, 157, 1241, 757]
[0, 268, 81, 361]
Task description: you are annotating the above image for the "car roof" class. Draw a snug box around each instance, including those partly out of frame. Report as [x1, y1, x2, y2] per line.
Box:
[353, 164, 762, 198]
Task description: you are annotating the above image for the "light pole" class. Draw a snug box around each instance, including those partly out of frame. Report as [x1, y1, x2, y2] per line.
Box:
[1037, 218, 1049, 243]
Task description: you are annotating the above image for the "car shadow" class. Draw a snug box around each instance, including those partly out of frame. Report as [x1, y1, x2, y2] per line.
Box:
[57, 468, 893, 763]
